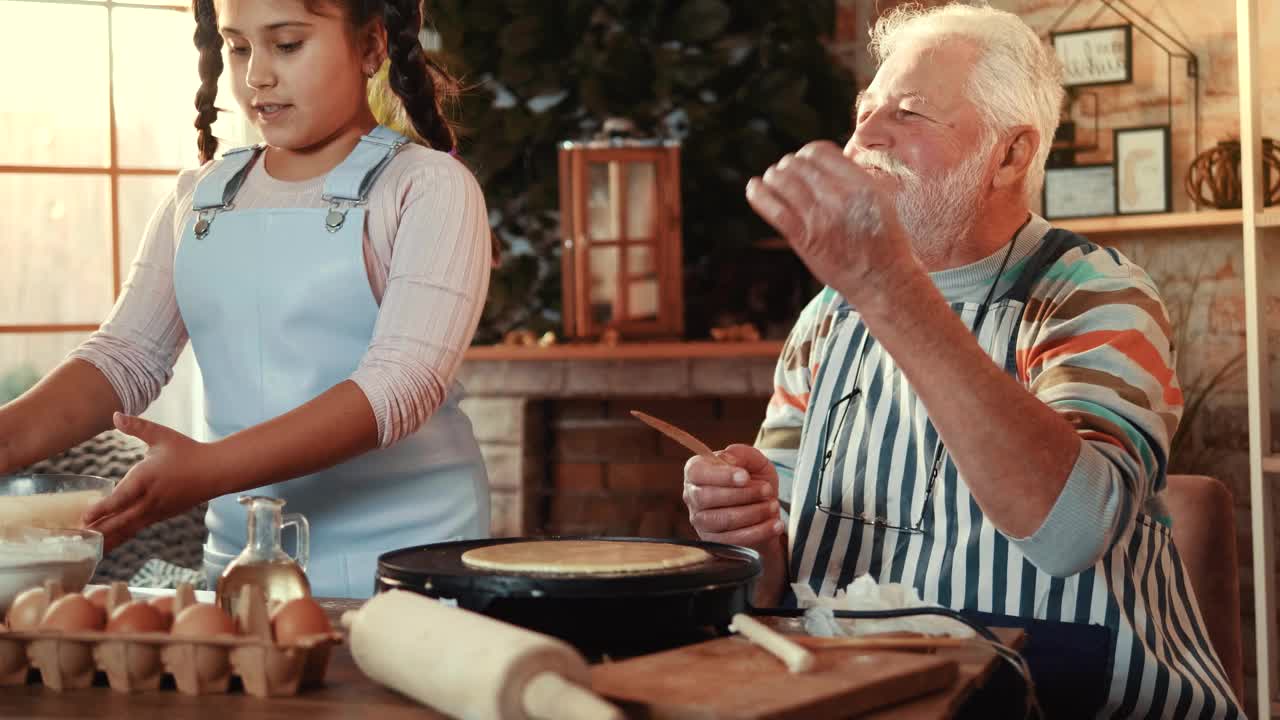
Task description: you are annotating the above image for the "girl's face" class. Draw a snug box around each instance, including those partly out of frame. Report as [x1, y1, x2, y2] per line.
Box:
[218, 0, 379, 155]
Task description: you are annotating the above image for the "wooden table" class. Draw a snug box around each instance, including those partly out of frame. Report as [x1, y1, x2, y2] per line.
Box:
[865, 629, 1023, 719]
[0, 598, 1022, 719]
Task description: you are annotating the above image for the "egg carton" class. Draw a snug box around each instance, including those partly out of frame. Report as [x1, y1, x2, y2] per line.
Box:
[0, 580, 342, 697]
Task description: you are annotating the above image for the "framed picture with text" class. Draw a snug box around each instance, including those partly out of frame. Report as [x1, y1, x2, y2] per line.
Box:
[1114, 125, 1172, 215]
[1051, 25, 1133, 87]
[1043, 164, 1117, 220]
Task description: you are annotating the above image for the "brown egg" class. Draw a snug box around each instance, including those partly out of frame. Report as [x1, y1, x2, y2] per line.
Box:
[6, 587, 52, 631]
[270, 597, 332, 645]
[149, 595, 174, 615]
[171, 603, 238, 638]
[147, 596, 175, 630]
[106, 601, 168, 634]
[40, 594, 106, 632]
[83, 586, 111, 611]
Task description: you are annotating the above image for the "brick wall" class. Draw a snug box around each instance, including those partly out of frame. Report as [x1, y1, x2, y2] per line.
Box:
[541, 397, 769, 538]
[457, 353, 779, 538]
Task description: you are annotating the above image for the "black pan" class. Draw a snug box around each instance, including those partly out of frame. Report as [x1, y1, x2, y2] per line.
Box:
[375, 536, 761, 659]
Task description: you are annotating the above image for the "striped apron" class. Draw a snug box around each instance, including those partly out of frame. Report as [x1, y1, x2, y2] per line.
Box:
[786, 230, 1241, 719]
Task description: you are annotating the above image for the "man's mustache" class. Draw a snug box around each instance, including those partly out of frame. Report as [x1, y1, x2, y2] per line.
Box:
[853, 151, 917, 182]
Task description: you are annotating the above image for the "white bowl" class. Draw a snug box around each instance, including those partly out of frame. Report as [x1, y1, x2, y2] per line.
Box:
[0, 527, 103, 615]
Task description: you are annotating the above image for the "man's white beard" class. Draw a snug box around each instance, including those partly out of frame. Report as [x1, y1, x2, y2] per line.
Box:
[856, 147, 991, 265]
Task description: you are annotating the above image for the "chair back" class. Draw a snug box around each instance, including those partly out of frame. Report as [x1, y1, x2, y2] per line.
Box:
[1165, 473, 1245, 704]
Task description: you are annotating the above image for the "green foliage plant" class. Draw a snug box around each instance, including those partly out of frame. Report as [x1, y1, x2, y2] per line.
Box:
[425, 0, 855, 342]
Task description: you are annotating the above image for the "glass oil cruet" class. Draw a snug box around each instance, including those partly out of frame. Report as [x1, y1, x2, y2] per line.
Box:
[216, 496, 311, 613]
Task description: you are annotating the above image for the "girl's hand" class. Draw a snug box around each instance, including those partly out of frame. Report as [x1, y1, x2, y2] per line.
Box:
[82, 412, 222, 551]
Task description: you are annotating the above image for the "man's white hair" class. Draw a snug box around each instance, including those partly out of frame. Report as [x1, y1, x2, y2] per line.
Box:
[868, 2, 1064, 204]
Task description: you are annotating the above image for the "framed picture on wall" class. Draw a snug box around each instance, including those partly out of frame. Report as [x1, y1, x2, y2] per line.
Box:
[1043, 164, 1117, 220]
[1114, 125, 1172, 215]
[1051, 25, 1133, 87]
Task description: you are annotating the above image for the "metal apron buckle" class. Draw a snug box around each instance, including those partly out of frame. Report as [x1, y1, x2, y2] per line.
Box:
[194, 208, 222, 239]
[325, 209, 346, 232]
[325, 201, 351, 233]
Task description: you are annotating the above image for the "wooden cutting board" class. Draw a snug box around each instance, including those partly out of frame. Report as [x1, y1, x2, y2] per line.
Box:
[590, 636, 959, 719]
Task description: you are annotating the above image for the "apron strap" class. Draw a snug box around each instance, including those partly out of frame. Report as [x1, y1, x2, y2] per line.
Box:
[191, 145, 264, 211]
[1000, 228, 1093, 306]
[1001, 227, 1095, 373]
[321, 125, 410, 203]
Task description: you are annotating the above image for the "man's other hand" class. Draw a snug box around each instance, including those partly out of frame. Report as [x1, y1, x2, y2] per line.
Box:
[682, 443, 784, 548]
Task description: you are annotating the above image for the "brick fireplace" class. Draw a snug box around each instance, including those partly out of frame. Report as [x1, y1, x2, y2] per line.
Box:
[455, 342, 781, 538]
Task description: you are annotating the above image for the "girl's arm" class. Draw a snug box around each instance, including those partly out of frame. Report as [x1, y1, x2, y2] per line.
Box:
[83, 383, 378, 550]
[0, 359, 123, 472]
[2, 186, 191, 474]
[212, 380, 379, 493]
[348, 151, 491, 448]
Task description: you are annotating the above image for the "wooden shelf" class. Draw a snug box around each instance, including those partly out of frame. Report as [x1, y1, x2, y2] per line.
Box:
[1258, 208, 1280, 228]
[465, 340, 784, 362]
[1055, 209, 1243, 236]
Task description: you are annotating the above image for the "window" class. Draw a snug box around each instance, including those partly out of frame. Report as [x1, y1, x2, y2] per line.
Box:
[0, 0, 243, 431]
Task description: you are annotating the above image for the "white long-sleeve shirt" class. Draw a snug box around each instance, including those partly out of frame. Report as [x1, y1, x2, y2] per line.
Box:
[71, 143, 491, 448]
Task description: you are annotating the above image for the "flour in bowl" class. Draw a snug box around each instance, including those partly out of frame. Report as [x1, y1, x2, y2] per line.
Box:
[0, 528, 100, 566]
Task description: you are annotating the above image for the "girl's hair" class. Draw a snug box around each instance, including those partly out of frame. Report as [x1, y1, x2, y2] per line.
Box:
[191, 0, 459, 163]
[192, 0, 222, 164]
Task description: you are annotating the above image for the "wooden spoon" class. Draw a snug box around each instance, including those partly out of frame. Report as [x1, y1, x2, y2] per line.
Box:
[629, 411, 730, 466]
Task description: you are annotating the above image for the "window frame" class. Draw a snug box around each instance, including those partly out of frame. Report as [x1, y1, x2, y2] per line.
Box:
[0, 0, 189, 335]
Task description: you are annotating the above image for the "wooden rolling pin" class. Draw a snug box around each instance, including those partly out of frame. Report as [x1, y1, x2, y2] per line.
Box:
[341, 590, 622, 720]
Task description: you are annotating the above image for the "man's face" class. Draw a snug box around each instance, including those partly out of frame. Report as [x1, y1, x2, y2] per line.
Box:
[845, 38, 995, 260]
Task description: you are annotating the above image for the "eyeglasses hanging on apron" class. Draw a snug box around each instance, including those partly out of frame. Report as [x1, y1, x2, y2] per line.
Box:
[813, 231, 1020, 533]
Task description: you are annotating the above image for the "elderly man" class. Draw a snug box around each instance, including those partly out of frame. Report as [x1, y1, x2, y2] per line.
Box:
[683, 4, 1241, 718]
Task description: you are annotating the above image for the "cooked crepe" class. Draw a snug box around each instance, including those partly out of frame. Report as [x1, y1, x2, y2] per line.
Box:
[460, 540, 712, 575]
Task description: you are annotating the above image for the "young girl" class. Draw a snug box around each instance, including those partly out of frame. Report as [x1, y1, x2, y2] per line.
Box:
[0, 0, 493, 598]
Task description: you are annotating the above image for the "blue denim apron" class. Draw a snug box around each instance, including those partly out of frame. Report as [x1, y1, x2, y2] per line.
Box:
[174, 126, 489, 598]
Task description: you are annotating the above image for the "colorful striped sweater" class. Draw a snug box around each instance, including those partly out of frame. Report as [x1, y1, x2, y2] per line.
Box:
[757, 214, 1240, 718]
